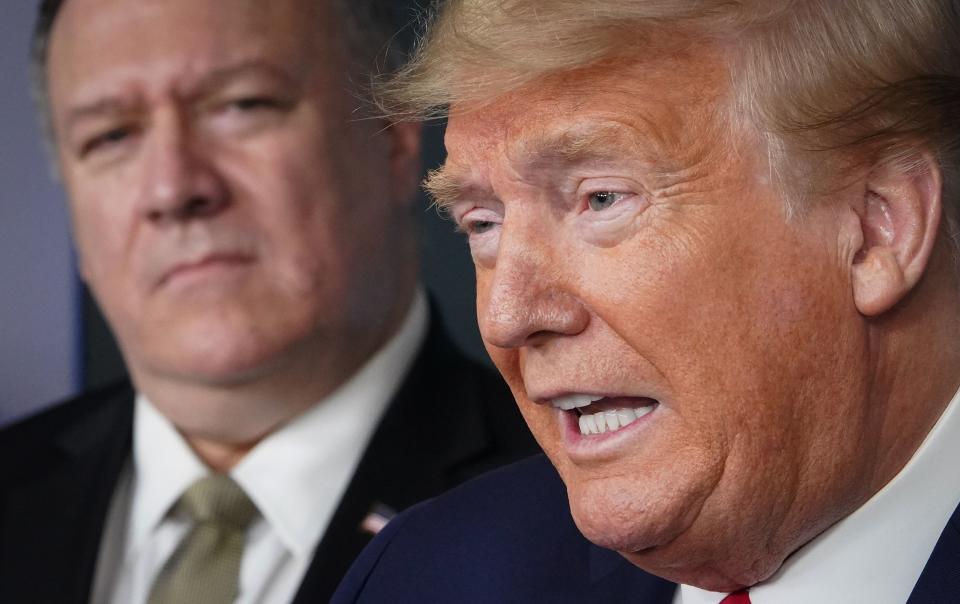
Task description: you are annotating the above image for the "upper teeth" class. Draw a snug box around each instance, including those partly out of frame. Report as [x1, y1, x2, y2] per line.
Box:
[550, 393, 604, 411]
[578, 405, 655, 436]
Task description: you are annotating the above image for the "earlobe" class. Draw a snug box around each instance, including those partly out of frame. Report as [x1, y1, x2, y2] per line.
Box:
[849, 153, 942, 316]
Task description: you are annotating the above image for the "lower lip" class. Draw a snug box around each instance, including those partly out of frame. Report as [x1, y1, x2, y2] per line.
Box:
[559, 402, 658, 459]
[163, 257, 254, 290]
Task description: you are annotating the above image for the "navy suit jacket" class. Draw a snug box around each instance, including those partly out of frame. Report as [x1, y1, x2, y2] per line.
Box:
[0, 318, 538, 604]
[333, 455, 960, 603]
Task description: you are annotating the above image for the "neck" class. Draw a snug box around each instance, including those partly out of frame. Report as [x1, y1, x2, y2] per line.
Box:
[186, 436, 256, 473]
[865, 253, 960, 494]
[131, 283, 419, 471]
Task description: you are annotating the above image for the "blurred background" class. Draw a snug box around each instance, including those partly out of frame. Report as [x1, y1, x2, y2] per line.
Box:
[0, 1, 482, 425]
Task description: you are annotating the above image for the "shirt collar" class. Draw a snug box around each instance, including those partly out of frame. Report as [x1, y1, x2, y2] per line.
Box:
[232, 288, 428, 556]
[128, 396, 209, 558]
[128, 288, 428, 560]
[681, 384, 960, 604]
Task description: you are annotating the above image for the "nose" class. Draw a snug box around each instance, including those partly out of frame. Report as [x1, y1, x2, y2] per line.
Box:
[139, 109, 228, 225]
[479, 230, 589, 350]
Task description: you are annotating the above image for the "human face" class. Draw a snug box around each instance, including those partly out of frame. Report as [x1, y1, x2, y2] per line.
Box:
[441, 44, 879, 589]
[47, 0, 420, 402]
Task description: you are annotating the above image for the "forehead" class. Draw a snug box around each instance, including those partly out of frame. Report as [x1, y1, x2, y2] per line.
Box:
[443, 43, 731, 181]
[47, 0, 334, 108]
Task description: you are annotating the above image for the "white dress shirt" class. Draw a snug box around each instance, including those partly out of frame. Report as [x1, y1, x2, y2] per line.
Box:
[90, 289, 428, 604]
[676, 385, 960, 604]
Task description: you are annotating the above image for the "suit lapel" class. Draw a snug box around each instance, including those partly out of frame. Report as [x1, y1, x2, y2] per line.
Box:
[0, 383, 134, 604]
[908, 500, 960, 603]
[293, 317, 500, 603]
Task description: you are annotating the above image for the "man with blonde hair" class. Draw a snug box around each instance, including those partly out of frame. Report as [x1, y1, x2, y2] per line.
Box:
[334, 1, 960, 602]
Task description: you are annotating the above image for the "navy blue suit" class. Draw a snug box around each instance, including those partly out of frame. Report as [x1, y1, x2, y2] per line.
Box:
[334, 455, 960, 603]
[0, 319, 537, 604]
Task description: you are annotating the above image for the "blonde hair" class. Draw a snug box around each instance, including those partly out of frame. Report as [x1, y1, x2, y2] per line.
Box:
[379, 0, 960, 212]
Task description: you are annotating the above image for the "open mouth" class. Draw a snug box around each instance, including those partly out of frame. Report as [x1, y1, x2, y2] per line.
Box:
[550, 394, 658, 436]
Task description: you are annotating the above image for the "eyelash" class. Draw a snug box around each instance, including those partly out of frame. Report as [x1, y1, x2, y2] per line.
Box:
[455, 189, 632, 233]
[586, 191, 627, 211]
[455, 207, 502, 237]
[81, 126, 134, 157]
[226, 96, 283, 111]
[76, 95, 292, 156]
[464, 220, 497, 235]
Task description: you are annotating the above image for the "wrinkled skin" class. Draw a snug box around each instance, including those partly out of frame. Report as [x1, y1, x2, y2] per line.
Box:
[439, 39, 959, 590]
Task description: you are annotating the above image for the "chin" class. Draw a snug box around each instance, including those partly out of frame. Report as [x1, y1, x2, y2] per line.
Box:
[564, 476, 693, 555]
[622, 539, 783, 593]
[571, 491, 748, 591]
[184, 350, 277, 384]
[147, 321, 301, 386]
[588, 483, 789, 592]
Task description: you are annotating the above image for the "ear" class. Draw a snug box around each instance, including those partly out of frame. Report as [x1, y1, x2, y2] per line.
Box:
[384, 120, 423, 207]
[69, 208, 93, 285]
[76, 253, 92, 284]
[849, 153, 942, 316]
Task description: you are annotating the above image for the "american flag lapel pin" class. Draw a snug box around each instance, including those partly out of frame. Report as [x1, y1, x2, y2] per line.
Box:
[360, 502, 397, 536]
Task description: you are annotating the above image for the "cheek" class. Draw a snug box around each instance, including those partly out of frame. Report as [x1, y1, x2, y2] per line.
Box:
[233, 163, 339, 285]
[486, 343, 557, 446]
[66, 167, 145, 282]
[588, 210, 833, 370]
[72, 206, 131, 287]
[243, 138, 393, 263]
[475, 269, 497, 340]
[584, 210, 861, 447]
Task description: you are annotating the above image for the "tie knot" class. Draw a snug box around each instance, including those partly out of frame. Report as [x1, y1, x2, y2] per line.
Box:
[177, 474, 258, 529]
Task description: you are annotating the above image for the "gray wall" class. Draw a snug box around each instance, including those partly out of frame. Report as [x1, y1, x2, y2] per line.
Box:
[0, 3, 79, 424]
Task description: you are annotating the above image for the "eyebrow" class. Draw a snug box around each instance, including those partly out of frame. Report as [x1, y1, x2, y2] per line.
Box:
[62, 60, 300, 135]
[185, 60, 300, 102]
[423, 166, 478, 212]
[63, 99, 133, 134]
[426, 122, 653, 211]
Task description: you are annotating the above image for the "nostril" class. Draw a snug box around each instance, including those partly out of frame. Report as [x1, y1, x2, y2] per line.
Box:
[526, 330, 554, 346]
[145, 195, 225, 224]
[181, 196, 216, 218]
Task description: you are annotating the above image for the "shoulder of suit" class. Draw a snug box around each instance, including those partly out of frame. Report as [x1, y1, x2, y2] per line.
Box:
[336, 454, 676, 603]
[0, 380, 133, 466]
[345, 454, 585, 579]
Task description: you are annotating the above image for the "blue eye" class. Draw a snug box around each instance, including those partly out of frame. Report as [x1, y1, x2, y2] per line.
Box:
[587, 191, 624, 211]
[469, 220, 497, 234]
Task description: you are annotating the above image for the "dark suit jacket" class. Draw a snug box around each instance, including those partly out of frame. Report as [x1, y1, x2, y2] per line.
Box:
[333, 455, 960, 604]
[0, 318, 537, 604]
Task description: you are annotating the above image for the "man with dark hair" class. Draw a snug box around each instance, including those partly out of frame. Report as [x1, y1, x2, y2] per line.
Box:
[0, 1, 535, 602]
[334, 1, 960, 602]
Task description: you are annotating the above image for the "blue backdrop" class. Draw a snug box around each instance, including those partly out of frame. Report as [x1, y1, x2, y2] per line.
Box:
[0, 3, 79, 424]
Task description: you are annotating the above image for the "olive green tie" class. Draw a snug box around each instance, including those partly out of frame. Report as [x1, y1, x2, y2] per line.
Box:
[148, 474, 259, 604]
